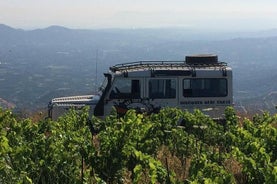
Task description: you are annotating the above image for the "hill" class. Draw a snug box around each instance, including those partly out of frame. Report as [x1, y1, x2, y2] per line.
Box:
[0, 24, 277, 113]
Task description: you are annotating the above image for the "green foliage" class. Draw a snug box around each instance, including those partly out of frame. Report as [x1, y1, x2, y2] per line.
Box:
[189, 154, 235, 183]
[0, 107, 94, 183]
[1, 107, 277, 183]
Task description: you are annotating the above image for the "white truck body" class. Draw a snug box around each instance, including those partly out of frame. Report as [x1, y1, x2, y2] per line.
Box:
[48, 54, 233, 120]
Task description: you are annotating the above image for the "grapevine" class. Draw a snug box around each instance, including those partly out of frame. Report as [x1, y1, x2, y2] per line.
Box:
[0, 107, 277, 183]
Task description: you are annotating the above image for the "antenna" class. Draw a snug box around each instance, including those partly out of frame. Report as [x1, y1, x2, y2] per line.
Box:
[95, 49, 98, 93]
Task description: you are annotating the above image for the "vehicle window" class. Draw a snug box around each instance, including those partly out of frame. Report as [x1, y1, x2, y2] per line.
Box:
[110, 79, 140, 99]
[183, 78, 227, 97]
[149, 79, 176, 99]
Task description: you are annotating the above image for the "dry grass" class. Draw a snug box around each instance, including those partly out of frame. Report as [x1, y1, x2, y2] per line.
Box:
[120, 146, 191, 183]
[224, 157, 247, 184]
[157, 146, 191, 182]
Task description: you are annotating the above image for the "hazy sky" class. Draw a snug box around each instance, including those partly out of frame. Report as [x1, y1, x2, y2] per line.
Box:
[1, 0, 277, 30]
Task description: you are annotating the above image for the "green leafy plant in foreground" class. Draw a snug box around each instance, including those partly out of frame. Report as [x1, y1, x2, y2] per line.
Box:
[0, 107, 277, 183]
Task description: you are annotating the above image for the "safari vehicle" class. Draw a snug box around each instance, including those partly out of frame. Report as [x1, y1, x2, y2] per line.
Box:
[48, 54, 233, 120]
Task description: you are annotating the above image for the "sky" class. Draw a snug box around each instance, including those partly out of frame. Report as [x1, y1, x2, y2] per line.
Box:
[1, 0, 277, 30]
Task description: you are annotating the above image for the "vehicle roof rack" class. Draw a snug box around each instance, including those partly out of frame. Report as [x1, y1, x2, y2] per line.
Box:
[110, 60, 227, 73]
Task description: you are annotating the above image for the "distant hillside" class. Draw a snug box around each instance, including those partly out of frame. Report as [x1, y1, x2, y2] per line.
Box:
[0, 24, 277, 113]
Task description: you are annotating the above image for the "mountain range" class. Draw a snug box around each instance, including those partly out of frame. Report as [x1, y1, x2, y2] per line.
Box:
[0, 24, 277, 114]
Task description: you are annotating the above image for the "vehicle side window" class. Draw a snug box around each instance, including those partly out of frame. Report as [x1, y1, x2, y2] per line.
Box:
[149, 79, 176, 99]
[110, 79, 140, 99]
[183, 78, 227, 97]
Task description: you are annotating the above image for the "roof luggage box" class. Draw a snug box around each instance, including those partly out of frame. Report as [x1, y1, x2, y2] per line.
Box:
[186, 54, 218, 65]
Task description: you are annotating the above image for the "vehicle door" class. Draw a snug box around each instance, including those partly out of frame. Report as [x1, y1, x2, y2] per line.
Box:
[146, 78, 178, 111]
[103, 77, 144, 116]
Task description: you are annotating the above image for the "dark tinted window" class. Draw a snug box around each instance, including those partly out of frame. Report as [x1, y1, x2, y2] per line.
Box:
[110, 79, 140, 99]
[183, 78, 227, 97]
[149, 79, 176, 99]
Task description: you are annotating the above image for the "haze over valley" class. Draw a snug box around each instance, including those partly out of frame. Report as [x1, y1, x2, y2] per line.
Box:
[1, 24, 277, 114]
